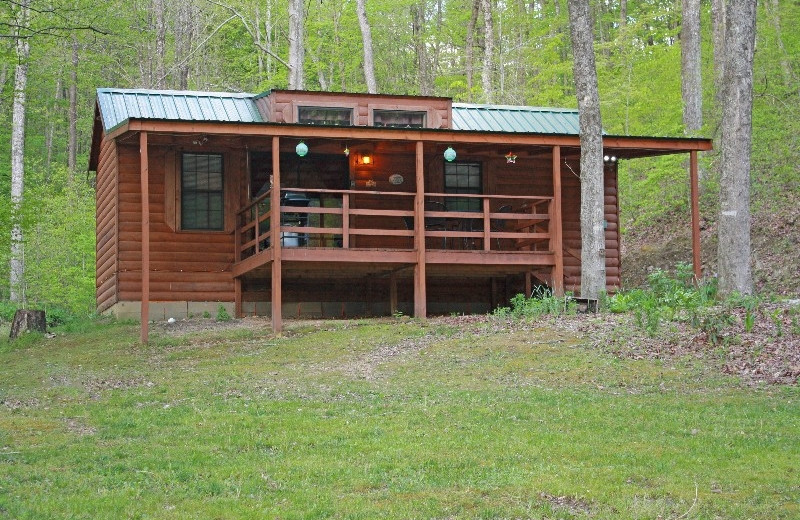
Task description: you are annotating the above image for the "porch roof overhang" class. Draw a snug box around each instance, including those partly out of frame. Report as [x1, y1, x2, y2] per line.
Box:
[89, 117, 712, 170]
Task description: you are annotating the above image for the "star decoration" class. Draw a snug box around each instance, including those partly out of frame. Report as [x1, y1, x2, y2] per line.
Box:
[505, 151, 517, 164]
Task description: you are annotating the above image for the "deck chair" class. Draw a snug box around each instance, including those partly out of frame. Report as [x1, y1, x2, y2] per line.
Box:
[465, 204, 512, 250]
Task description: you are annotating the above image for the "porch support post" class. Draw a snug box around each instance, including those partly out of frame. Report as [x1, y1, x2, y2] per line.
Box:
[551, 145, 565, 296]
[271, 136, 283, 333]
[413, 141, 427, 318]
[689, 150, 702, 281]
[139, 131, 150, 343]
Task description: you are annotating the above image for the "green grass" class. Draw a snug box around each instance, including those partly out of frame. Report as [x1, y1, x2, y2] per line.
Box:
[1, 318, 798, 519]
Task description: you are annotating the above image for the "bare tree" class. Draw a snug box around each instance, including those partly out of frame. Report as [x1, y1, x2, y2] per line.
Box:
[717, 0, 756, 296]
[465, 0, 480, 101]
[68, 34, 78, 173]
[355, 0, 377, 93]
[711, 0, 726, 100]
[10, 0, 30, 304]
[480, 0, 494, 103]
[681, 0, 702, 133]
[288, 0, 305, 89]
[411, 2, 432, 95]
[567, 0, 605, 300]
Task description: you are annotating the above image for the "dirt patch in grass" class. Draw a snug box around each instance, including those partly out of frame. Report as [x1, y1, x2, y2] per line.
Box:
[538, 492, 593, 516]
[151, 308, 797, 387]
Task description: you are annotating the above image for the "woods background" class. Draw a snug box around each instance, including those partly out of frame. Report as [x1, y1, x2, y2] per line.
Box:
[1, 0, 797, 318]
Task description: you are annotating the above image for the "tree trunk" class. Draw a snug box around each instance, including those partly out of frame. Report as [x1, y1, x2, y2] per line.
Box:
[465, 0, 480, 101]
[718, 0, 756, 296]
[45, 76, 62, 175]
[412, 3, 432, 96]
[9, 309, 47, 339]
[288, 0, 305, 90]
[356, 0, 377, 93]
[10, 0, 30, 305]
[681, 0, 702, 133]
[567, 0, 605, 300]
[154, 0, 166, 88]
[620, 0, 627, 27]
[68, 35, 79, 174]
[711, 0, 726, 101]
[480, 0, 494, 103]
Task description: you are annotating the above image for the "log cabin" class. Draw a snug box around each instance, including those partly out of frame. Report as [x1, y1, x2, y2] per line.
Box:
[88, 88, 712, 338]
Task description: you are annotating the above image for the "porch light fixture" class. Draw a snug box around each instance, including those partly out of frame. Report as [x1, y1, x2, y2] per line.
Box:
[357, 152, 373, 165]
[444, 146, 456, 162]
[603, 154, 617, 163]
[296, 141, 309, 157]
[343, 145, 350, 157]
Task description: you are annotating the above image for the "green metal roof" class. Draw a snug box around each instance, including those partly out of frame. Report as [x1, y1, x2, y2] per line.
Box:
[452, 103, 580, 134]
[96, 88, 581, 135]
[96, 88, 263, 131]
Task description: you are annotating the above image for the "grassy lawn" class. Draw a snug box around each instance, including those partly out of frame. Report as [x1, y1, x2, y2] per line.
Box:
[0, 317, 798, 519]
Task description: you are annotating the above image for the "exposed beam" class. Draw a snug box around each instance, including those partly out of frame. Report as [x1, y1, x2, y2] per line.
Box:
[108, 119, 712, 155]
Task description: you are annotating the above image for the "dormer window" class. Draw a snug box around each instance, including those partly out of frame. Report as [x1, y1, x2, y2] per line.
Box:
[298, 106, 353, 125]
[373, 110, 426, 128]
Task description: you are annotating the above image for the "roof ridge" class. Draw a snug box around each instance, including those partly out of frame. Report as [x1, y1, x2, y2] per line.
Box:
[96, 87, 255, 98]
[452, 102, 578, 113]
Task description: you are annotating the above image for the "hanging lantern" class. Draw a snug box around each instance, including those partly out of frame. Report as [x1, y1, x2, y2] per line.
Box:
[443, 146, 456, 162]
[296, 141, 309, 157]
[343, 146, 350, 157]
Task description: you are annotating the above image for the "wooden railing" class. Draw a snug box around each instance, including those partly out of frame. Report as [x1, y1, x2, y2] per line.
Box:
[236, 188, 554, 261]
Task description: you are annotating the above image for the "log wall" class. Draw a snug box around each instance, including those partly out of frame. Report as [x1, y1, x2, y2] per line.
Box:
[115, 141, 239, 303]
[96, 136, 119, 312]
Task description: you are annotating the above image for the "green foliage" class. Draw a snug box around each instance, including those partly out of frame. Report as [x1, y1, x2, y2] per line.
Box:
[495, 287, 577, 319]
[216, 305, 231, 322]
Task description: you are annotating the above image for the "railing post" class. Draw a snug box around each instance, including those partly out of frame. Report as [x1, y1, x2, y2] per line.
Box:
[254, 200, 260, 254]
[483, 197, 491, 251]
[342, 193, 350, 248]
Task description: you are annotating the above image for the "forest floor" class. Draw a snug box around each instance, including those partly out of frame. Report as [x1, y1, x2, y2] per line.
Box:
[621, 199, 800, 297]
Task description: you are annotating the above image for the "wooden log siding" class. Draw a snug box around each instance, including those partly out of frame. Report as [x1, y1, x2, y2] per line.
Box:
[96, 135, 119, 311]
[115, 142, 237, 303]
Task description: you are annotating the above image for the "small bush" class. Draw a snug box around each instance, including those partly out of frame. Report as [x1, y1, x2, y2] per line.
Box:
[495, 288, 576, 319]
[216, 305, 232, 322]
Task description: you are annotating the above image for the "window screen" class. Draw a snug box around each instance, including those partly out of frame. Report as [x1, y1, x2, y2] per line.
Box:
[444, 161, 482, 211]
[298, 106, 353, 125]
[182, 153, 224, 230]
[373, 110, 426, 128]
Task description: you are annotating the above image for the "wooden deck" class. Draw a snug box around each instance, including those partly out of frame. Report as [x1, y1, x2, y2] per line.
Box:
[234, 189, 557, 276]
[232, 188, 561, 330]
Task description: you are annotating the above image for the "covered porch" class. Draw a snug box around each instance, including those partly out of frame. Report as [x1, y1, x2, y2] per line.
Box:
[231, 137, 567, 332]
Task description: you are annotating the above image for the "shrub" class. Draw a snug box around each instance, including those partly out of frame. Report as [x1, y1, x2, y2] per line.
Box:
[495, 287, 576, 319]
[216, 305, 232, 322]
